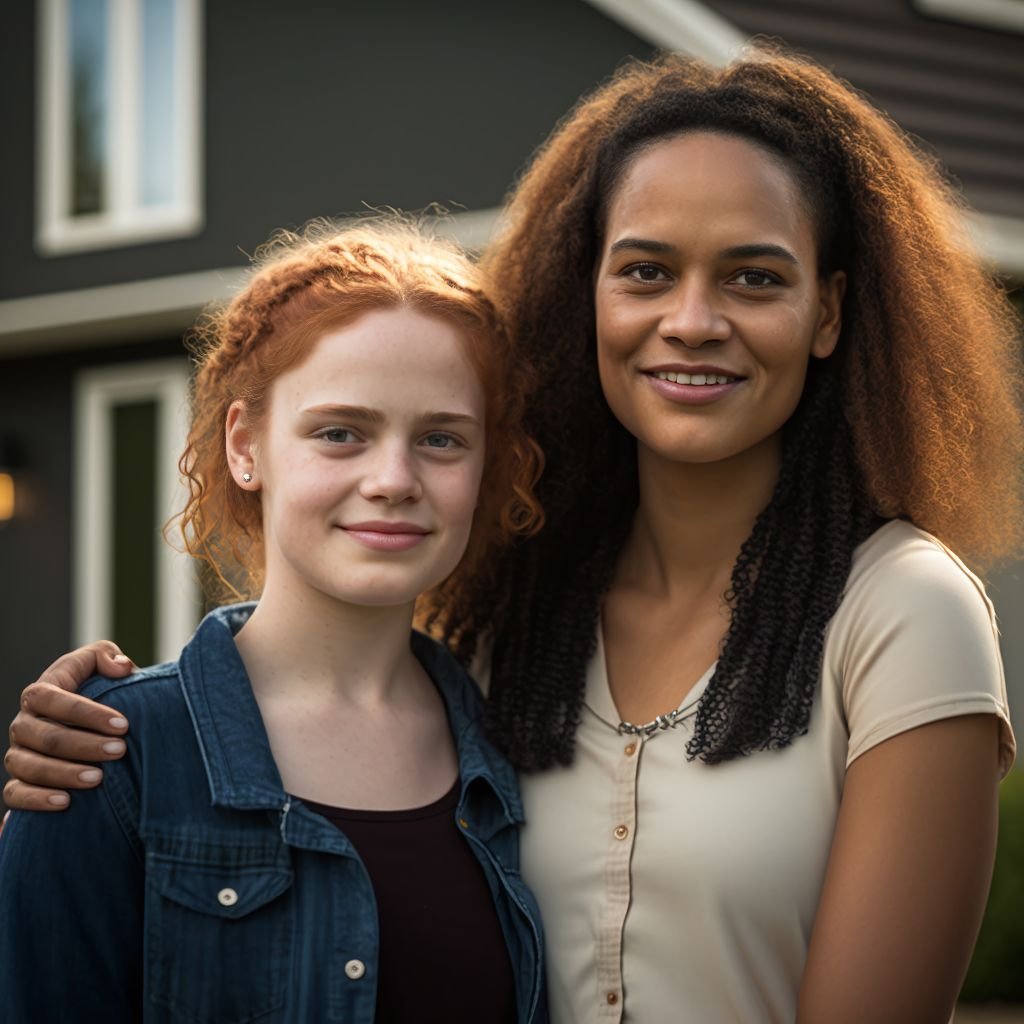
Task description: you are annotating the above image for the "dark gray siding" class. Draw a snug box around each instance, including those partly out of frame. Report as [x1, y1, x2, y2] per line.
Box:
[0, 0, 653, 301]
[709, 0, 1024, 219]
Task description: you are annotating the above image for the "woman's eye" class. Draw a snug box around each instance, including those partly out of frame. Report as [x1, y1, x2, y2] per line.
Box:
[422, 432, 460, 450]
[733, 269, 779, 288]
[624, 263, 668, 284]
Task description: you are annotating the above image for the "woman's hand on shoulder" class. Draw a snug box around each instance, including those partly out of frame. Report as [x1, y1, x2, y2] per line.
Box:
[4, 642, 136, 811]
[797, 713, 1001, 1024]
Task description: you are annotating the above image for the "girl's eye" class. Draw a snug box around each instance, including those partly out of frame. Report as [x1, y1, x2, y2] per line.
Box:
[623, 262, 669, 284]
[318, 427, 359, 444]
[422, 432, 460, 450]
[733, 269, 780, 288]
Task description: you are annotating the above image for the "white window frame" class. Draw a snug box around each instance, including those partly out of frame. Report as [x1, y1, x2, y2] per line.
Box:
[914, 0, 1024, 34]
[37, 0, 204, 255]
[74, 359, 198, 662]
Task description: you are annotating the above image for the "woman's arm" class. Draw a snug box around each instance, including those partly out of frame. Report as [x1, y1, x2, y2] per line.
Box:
[4, 642, 135, 810]
[797, 713, 1000, 1024]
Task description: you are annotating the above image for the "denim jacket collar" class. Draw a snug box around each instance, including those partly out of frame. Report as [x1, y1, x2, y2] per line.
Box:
[177, 604, 523, 828]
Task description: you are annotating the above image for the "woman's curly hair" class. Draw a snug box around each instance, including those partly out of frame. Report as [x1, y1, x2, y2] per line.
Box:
[453, 48, 1024, 770]
[173, 217, 543, 611]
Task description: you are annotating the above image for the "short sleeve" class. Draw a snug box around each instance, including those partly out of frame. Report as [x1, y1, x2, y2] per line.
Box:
[829, 522, 1015, 776]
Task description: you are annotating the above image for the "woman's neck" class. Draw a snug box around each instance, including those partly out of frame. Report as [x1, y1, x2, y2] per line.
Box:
[620, 435, 781, 598]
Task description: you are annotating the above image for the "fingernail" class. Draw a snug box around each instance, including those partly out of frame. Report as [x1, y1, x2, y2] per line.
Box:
[102, 740, 126, 755]
[108, 716, 128, 730]
[79, 768, 102, 783]
[112, 654, 130, 664]
[47, 794, 70, 807]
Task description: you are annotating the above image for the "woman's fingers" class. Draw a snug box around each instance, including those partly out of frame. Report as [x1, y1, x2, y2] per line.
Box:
[38, 642, 135, 694]
[2, 775, 77, 811]
[9, 698, 127, 764]
[18, 683, 129, 740]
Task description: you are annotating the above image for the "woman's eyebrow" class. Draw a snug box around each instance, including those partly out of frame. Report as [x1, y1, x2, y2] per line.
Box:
[720, 243, 799, 264]
[608, 237, 677, 255]
[301, 404, 386, 423]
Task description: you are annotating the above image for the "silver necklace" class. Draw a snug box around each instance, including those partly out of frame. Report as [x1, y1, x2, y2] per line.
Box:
[617, 708, 689, 736]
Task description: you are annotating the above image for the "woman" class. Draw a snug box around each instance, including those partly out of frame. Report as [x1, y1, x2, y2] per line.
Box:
[0, 221, 547, 1023]
[6, 50, 1022, 1022]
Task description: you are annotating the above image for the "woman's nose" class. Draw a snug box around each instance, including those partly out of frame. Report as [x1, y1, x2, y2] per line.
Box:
[658, 278, 729, 348]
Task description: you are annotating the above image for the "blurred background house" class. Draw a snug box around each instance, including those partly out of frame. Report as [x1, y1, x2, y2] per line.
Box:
[1, 0, 1021, 742]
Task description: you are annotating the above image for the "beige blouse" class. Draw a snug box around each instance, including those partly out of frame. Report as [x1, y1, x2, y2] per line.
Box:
[517, 521, 1015, 1023]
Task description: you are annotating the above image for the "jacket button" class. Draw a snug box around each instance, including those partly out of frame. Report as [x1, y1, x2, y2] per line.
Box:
[345, 959, 366, 980]
[613, 824, 629, 840]
[217, 888, 239, 906]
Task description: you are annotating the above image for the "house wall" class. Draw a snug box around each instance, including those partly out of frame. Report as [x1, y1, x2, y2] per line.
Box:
[0, 340, 188, 745]
[709, 0, 1024, 220]
[0, 0, 655, 302]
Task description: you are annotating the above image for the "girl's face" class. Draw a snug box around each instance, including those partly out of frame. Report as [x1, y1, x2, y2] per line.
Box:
[230, 306, 486, 610]
[594, 132, 844, 471]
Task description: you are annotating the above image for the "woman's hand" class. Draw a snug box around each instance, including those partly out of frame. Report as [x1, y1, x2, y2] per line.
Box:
[3, 642, 136, 811]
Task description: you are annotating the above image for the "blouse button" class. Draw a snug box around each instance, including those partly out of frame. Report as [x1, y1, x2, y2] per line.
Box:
[613, 824, 629, 840]
[624, 742, 636, 756]
[345, 959, 366, 980]
[217, 887, 238, 907]
[607, 991, 619, 1004]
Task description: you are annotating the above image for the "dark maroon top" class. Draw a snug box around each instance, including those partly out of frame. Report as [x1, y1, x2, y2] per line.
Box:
[302, 780, 517, 1024]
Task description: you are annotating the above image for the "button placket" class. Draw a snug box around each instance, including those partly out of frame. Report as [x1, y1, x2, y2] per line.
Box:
[596, 732, 642, 1020]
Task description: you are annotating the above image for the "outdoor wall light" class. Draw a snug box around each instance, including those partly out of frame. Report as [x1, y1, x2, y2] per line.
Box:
[0, 436, 25, 525]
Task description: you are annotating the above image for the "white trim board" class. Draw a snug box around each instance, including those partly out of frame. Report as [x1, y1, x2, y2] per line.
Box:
[0, 208, 503, 356]
[914, 0, 1024, 34]
[583, 0, 747, 63]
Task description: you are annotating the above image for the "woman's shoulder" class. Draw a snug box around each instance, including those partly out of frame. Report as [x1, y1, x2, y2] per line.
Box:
[844, 519, 994, 623]
[828, 519, 1014, 773]
[79, 659, 183, 711]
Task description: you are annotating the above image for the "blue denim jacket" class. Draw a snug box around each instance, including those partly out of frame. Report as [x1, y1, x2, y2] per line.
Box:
[0, 604, 547, 1023]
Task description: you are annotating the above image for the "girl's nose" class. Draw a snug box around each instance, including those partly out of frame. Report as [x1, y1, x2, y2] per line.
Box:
[358, 446, 423, 505]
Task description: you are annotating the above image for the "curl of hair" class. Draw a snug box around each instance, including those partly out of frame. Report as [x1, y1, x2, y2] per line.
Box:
[172, 216, 543, 612]
[461, 48, 1024, 770]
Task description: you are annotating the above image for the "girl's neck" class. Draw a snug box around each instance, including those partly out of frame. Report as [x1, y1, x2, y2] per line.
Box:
[620, 435, 781, 597]
[233, 578, 420, 707]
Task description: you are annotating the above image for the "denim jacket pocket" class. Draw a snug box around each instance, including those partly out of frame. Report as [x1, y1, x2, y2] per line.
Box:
[145, 844, 295, 1023]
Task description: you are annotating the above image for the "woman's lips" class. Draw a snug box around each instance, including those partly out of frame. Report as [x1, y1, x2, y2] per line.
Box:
[643, 371, 743, 406]
[340, 523, 429, 552]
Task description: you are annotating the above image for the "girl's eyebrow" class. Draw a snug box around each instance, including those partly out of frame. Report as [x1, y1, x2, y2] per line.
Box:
[302, 404, 481, 427]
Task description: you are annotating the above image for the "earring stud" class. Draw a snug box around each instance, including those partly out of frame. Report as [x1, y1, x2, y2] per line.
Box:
[242, 472, 253, 483]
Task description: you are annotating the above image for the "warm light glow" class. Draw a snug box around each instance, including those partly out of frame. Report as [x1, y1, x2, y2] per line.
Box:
[0, 473, 14, 521]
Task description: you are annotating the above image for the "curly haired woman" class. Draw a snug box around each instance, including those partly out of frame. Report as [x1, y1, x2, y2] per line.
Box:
[6, 49, 1022, 1023]
[0, 222, 547, 1023]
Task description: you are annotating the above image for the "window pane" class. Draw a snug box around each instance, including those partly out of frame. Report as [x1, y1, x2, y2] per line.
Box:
[111, 400, 157, 667]
[139, 0, 177, 208]
[69, 0, 109, 215]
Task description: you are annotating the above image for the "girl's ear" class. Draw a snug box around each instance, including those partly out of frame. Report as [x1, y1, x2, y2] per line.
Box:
[226, 401, 260, 490]
[811, 270, 846, 360]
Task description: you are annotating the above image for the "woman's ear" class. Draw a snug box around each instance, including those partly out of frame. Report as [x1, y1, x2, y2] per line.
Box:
[225, 401, 260, 490]
[811, 270, 847, 360]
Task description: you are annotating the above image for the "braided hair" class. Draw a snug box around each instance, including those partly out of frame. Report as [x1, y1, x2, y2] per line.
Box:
[452, 50, 1024, 770]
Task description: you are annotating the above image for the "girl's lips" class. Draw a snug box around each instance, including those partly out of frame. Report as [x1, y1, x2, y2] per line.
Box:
[341, 525, 429, 552]
[643, 372, 743, 406]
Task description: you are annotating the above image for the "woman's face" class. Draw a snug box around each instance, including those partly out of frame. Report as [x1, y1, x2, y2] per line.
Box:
[230, 306, 487, 610]
[594, 132, 844, 470]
